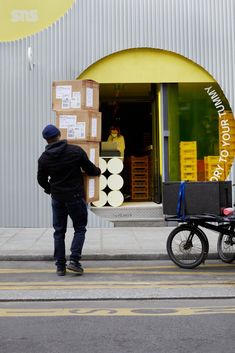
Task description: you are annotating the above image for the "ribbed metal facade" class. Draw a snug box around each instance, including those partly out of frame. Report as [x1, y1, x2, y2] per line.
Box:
[0, 0, 234, 227]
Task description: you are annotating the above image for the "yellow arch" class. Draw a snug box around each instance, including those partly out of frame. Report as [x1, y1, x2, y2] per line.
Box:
[79, 48, 215, 83]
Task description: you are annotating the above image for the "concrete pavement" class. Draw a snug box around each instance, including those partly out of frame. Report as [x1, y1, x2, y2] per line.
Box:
[0, 226, 220, 261]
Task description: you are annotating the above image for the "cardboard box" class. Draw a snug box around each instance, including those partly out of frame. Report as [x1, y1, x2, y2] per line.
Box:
[162, 181, 232, 216]
[52, 80, 99, 111]
[71, 141, 100, 167]
[83, 175, 100, 203]
[56, 110, 101, 142]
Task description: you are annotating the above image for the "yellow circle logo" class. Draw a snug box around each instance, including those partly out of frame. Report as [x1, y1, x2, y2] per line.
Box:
[0, 0, 75, 42]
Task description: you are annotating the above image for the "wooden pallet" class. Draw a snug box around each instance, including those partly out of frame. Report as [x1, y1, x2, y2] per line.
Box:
[131, 193, 149, 201]
[125, 155, 150, 200]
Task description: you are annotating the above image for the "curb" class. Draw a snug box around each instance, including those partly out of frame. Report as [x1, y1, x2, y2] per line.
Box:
[0, 253, 219, 261]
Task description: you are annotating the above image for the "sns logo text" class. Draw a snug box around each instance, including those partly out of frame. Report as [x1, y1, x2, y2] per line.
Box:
[11, 10, 39, 22]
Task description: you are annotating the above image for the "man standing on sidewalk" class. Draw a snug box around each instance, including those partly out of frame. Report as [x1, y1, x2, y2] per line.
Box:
[37, 124, 101, 276]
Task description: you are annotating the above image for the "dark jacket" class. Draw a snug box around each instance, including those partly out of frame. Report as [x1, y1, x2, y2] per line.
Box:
[37, 140, 101, 201]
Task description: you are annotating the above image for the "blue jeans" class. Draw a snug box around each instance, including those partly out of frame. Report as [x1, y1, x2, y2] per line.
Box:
[51, 197, 88, 268]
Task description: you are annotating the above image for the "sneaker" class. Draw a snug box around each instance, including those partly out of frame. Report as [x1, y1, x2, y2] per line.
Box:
[67, 261, 84, 275]
[56, 268, 66, 276]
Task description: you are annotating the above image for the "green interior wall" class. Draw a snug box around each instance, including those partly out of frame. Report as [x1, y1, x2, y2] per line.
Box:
[178, 83, 221, 158]
[167, 83, 231, 181]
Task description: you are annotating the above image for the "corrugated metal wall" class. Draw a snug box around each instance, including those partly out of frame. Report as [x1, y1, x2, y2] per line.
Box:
[0, 0, 234, 227]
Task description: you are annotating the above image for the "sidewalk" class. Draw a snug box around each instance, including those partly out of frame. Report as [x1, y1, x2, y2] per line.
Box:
[0, 226, 219, 261]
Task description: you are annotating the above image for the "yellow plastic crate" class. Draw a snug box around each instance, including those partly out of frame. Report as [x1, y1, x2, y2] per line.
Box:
[180, 141, 197, 148]
[180, 149, 197, 155]
[180, 155, 197, 163]
[204, 156, 220, 163]
[180, 172, 197, 181]
[180, 159, 197, 166]
[181, 166, 197, 173]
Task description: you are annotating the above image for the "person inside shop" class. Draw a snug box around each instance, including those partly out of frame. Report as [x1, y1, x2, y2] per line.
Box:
[37, 124, 101, 276]
[107, 125, 125, 158]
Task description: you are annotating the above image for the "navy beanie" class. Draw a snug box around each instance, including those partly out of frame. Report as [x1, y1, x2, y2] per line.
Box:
[42, 124, 60, 139]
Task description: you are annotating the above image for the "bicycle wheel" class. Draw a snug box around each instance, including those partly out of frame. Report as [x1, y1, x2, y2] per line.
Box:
[166, 224, 208, 269]
[217, 231, 235, 263]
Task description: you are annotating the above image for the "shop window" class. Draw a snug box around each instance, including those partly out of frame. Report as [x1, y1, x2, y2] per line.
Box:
[168, 83, 233, 182]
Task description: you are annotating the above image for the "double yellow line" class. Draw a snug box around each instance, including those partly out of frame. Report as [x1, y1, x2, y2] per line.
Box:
[0, 263, 234, 276]
[0, 280, 235, 290]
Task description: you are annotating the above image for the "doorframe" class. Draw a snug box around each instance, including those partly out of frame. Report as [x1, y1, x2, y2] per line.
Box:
[151, 84, 161, 203]
[160, 83, 169, 182]
[151, 83, 169, 203]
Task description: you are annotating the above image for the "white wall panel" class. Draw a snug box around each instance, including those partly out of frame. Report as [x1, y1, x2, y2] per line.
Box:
[0, 0, 234, 227]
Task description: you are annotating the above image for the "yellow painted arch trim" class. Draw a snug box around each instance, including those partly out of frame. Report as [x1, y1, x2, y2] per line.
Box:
[79, 48, 215, 83]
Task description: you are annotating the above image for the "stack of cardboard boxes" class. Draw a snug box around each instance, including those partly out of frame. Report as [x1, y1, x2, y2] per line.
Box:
[52, 79, 101, 203]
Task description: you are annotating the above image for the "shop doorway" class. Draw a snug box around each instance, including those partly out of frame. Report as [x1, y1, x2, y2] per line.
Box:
[78, 47, 217, 207]
[99, 82, 159, 203]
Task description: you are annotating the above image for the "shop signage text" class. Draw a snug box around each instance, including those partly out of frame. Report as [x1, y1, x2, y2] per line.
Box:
[11, 10, 39, 23]
[204, 86, 232, 181]
[0, 0, 75, 41]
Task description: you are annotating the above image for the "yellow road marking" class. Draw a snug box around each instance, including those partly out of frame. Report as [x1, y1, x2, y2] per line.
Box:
[0, 306, 235, 317]
[0, 280, 235, 290]
[0, 266, 235, 276]
[86, 270, 235, 276]
[0, 269, 54, 274]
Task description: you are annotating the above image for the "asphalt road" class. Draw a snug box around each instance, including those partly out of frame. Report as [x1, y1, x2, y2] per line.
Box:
[0, 260, 235, 300]
[0, 260, 235, 353]
[0, 298, 235, 353]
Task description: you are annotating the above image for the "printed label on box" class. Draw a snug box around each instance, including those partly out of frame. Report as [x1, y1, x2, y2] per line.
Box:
[91, 117, 97, 137]
[67, 123, 86, 140]
[59, 115, 77, 128]
[61, 96, 71, 109]
[89, 148, 96, 164]
[56, 86, 72, 99]
[67, 127, 75, 139]
[88, 178, 95, 198]
[86, 87, 93, 107]
[71, 92, 81, 109]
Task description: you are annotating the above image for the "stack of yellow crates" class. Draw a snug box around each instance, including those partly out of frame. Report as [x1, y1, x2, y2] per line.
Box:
[180, 141, 197, 181]
[204, 156, 224, 181]
[219, 110, 235, 178]
[52, 79, 101, 203]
